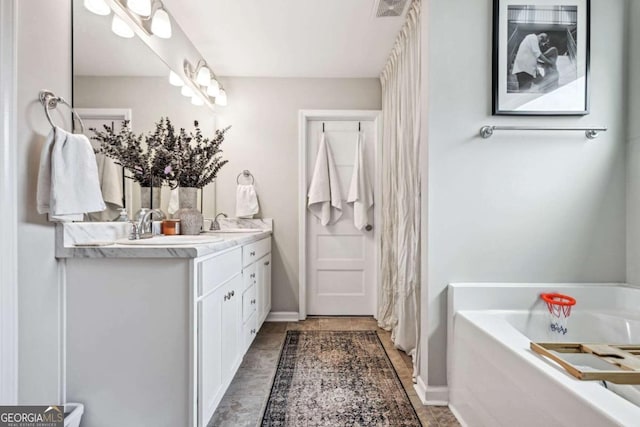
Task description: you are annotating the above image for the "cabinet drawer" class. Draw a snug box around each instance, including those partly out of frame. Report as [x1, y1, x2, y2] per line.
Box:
[243, 262, 257, 291]
[242, 237, 271, 267]
[199, 247, 242, 297]
[242, 283, 257, 323]
[243, 312, 257, 352]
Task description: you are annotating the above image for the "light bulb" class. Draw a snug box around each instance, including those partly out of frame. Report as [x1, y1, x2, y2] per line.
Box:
[151, 8, 172, 39]
[112, 15, 135, 38]
[181, 85, 194, 97]
[196, 66, 211, 87]
[215, 89, 227, 106]
[169, 71, 184, 87]
[127, 0, 151, 17]
[84, 0, 110, 16]
[207, 79, 220, 97]
[191, 95, 205, 106]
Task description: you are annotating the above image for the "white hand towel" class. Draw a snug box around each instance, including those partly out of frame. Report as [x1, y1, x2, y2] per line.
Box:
[307, 133, 342, 226]
[37, 128, 106, 222]
[347, 133, 373, 230]
[236, 184, 260, 218]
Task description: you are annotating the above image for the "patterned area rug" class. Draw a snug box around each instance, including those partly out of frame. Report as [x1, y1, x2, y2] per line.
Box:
[261, 330, 421, 426]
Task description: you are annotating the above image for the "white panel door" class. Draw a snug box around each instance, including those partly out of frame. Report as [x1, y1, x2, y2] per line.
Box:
[306, 120, 376, 315]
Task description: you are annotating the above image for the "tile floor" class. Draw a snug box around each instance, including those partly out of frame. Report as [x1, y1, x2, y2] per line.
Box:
[208, 317, 461, 427]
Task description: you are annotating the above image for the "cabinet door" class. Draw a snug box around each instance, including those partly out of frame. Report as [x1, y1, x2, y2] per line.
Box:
[257, 253, 272, 327]
[198, 289, 224, 427]
[221, 274, 243, 384]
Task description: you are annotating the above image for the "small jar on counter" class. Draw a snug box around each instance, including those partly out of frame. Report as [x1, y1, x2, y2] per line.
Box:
[161, 219, 180, 235]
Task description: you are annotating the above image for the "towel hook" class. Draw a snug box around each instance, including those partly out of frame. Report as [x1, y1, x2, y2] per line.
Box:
[236, 170, 255, 185]
[39, 89, 86, 134]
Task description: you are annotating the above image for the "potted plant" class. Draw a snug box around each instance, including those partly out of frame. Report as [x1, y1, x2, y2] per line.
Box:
[90, 120, 175, 214]
[168, 121, 230, 235]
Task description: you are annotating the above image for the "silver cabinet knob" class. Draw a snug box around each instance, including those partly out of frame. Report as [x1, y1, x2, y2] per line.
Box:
[250, 251, 256, 256]
[365, 224, 373, 231]
[250, 273, 256, 278]
[230, 290, 235, 297]
[264, 261, 270, 266]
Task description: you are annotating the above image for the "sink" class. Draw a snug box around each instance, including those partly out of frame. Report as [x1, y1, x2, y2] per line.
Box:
[115, 235, 224, 246]
[206, 228, 264, 233]
[203, 231, 263, 239]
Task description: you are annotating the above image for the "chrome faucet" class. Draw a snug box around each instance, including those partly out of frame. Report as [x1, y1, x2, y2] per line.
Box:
[129, 208, 164, 239]
[211, 213, 228, 231]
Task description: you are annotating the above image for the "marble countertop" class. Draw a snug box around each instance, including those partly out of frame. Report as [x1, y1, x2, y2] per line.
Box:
[56, 219, 272, 259]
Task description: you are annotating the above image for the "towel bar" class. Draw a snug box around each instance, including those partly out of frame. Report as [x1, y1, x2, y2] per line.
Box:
[479, 125, 607, 140]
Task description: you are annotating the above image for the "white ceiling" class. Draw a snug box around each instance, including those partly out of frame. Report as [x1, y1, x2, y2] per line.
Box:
[73, 0, 407, 78]
[162, 0, 407, 78]
[73, 0, 169, 77]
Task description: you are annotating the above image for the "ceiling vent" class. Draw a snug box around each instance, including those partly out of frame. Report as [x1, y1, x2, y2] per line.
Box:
[375, 0, 409, 18]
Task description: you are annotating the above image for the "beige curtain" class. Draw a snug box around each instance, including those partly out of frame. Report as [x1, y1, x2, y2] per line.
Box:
[378, 0, 421, 374]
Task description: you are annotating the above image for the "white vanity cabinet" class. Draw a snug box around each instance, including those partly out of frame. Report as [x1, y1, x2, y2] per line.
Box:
[257, 253, 272, 325]
[241, 237, 272, 351]
[62, 232, 272, 427]
[197, 247, 243, 426]
[197, 236, 272, 426]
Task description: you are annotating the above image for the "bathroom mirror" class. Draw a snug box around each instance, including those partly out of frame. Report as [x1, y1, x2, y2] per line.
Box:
[72, 0, 217, 221]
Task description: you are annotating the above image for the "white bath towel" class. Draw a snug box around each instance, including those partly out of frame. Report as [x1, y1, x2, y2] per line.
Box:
[307, 133, 342, 226]
[236, 184, 260, 218]
[347, 133, 373, 230]
[37, 128, 106, 222]
[168, 187, 180, 215]
[88, 153, 123, 221]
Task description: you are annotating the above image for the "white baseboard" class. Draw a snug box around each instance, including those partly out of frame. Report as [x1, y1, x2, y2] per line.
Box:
[448, 404, 469, 427]
[414, 376, 449, 406]
[265, 311, 299, 322]
[413, 376, 428, 405]
[425, 386, 449, 405]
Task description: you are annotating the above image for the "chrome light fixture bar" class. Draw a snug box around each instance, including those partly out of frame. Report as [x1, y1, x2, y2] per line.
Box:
[102, 0, 172, 39]
[183, 59, 227, 108]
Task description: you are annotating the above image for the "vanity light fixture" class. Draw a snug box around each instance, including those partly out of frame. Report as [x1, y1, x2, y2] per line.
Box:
[84, 0, 111, 15]
[215, 89, 228, 106]
[180, 85, 194, 98]
[106, 0, 172, 40]
[196, 65, 212, 87]
[127, 0, 151, 17]
[150, 7, 172, 39]
[183, 59, 227, 108]
[206, 78, 220, 97]
[169, 71, 184, 87]
[112, 14, 135, 38]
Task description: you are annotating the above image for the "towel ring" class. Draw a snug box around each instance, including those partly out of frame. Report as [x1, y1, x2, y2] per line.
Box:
[39, 89, 86, 133]
[236, 170, 255, 185]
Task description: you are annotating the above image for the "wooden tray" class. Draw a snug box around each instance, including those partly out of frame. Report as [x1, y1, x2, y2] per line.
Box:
[531, 342, 640, 384]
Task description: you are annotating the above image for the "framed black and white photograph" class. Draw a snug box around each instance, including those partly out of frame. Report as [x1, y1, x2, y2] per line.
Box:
[493, 0, 590, 115]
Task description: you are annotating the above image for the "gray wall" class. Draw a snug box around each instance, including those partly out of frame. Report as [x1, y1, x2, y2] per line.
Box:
[17, 0, 71, 403]
[627, 0, 640, 285]
[74, 76, 217, 216]
[214, 77, 381, 312]
[424, 0, 628, 387]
